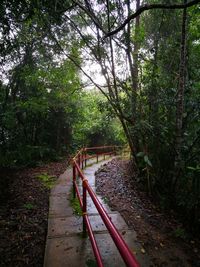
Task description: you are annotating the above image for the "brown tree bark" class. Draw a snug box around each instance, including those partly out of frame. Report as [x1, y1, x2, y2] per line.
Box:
[124, 0, 140, 155]
[173, 0, 187, 186]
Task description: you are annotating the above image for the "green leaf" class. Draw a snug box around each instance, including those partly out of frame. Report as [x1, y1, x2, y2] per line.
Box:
[144, 155, 152, 167]
[136, 151, 145, 157]
[187, 166, 196, 171]
[187, 166, 200, 172]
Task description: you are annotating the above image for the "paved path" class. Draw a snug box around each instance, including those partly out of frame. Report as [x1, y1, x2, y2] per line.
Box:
[44, 156, 150, 267]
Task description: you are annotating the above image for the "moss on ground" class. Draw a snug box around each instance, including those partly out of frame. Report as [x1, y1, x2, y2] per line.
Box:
[36, 172, 56, 189]
[70, 188, 82, 216]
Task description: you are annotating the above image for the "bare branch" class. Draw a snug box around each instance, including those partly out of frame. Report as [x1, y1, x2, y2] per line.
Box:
[72, 0, 106, 34]
[105, 0, 200, 37]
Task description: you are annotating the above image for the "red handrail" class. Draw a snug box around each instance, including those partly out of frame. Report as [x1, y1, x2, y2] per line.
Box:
[85, 145, 122, 151]
[72, 146, 139, 267]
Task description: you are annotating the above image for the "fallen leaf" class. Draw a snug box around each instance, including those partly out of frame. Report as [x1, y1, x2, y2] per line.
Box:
[160, 242, 164, 247]
[64, 246, 73, 251]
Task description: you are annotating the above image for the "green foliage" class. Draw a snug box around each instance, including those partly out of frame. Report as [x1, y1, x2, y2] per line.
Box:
[36, 173, 56, 189]
[102, 196, 109, 205]
[187, 166, 200, 173]
[0, 48, 82, 166]
[70, 190, 82, 216]
[72, 90, 126, 148]
[144, 155, 152, 168]
[136, 4, 200, 231]
[173, 227, 187, 240]
[1, 0, 200, 234]
[137, 152, 152, 168]
[23, 203, 37, 210]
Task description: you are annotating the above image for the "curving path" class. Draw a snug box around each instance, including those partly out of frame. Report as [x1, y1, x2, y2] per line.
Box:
[44, 156, 150, 267]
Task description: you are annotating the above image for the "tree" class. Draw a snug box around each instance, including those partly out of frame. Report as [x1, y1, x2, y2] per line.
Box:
[73, 90, 126, 148]
[1, 0, 200, 231]
[173, 0, 187, 187]
[0, 2, 83, 165]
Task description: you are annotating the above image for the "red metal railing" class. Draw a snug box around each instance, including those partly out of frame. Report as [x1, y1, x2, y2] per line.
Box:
[72, 146, 139, 267]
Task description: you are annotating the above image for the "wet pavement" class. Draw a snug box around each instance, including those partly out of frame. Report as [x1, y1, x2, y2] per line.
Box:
[44, 156, 151, 267]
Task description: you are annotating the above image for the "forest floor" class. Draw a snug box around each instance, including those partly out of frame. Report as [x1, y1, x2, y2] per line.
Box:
[1, 157, 200, 267]
[96, 158, 200, 267]
[0, 159, 69, 267]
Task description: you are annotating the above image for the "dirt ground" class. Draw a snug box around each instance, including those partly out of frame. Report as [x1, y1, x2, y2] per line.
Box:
[0, 159, 69, 267]
[96, 159, 200, 267]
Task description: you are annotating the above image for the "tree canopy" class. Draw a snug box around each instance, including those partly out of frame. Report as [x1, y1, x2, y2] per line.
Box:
[1, 0, 200, 231]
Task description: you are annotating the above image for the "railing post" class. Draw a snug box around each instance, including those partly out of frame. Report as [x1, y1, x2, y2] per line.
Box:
[83, 180, 87, 235]
[73, 163, 76, 198]
[82, 150, 84, 169]
[96, 153, 98, 163]
[85, 149, 87, 167]
[72, 146, 139, 267]
[78, 153, 81, 168]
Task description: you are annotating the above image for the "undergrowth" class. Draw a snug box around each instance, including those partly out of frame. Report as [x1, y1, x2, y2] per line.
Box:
[70, 188, 82, 216]
[36, 172, 56, 189]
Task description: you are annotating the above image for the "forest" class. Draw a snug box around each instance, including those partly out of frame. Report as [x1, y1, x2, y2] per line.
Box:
[0, 0, 200, 262]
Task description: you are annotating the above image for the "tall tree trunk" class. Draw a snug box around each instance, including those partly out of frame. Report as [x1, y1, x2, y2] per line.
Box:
[132, 0, 140, 96]
[149, 39, 158, 125]
[173, 0, 187, 187]
[126, 0, 140, 154]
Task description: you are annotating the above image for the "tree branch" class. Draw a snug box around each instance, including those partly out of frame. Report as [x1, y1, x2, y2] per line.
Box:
[73, 0, 106, 34]
[105, 0, 200, 37]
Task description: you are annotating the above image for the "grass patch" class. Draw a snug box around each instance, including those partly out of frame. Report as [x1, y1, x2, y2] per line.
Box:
[102, 196, 109, 204]
[70, 188, 82, 216]
[23, 202, 37, 210]
[173, 226, 187, 239]
[36, 172, 56, 189]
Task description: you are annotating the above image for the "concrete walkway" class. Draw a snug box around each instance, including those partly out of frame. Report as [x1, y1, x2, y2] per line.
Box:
[44, 156, 150, 267]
